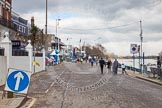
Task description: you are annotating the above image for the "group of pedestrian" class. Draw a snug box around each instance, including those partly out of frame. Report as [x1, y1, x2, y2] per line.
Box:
[88, 56, 99, 67]
[87, 55, 129, 75]
[97, 58, 127, 75]
[76, 57, 84, 64]
[90, 57, 94, 67]
[98, 57, 119, 75]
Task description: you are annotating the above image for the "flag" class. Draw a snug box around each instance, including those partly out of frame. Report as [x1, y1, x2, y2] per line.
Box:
[33, 61, 40, 66]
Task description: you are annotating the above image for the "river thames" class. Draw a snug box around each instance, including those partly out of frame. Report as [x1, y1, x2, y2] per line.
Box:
[116, 59, 157, 71]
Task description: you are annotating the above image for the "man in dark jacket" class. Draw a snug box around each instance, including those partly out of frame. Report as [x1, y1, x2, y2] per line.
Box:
[99, 58, 105, 74]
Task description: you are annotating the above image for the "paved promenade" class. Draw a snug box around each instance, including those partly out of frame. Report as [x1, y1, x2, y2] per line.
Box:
[0, 62, 162, 108]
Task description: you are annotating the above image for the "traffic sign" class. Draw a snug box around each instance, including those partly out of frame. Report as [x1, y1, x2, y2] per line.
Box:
[4, 70, 31, 94]
[130, 44, 138, 54]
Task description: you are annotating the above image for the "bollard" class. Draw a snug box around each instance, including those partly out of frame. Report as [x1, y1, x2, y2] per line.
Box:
[7, 91, 13, 98]
[140, 64, 142, 74]
[143, 65, 147, 76]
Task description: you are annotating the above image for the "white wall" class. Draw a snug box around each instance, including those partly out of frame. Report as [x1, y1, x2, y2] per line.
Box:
[35, 57, 45, 73]
[9, 56, 30, 72]
[0, 36, 46, 86]
[9, 56, 45, 73]
[0, 56, 7, 86]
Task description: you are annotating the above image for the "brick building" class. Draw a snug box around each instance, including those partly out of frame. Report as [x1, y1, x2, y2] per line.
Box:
[0, 0, 17, 41]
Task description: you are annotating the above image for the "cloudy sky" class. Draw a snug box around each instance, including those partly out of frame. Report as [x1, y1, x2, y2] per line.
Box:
[13, 0, 162, 56]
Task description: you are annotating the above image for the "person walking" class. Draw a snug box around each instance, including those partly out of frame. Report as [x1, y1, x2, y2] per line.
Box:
[99, 57, 105, 74]
[107, 59, 112, 73]
[80, 58, 83, 64]
[113, 59, 119, 75]
[95, 57, 98, 66]
[121, 63, 127, 75]
[157, 56, 161, 69]
[90, 58, 94, 67]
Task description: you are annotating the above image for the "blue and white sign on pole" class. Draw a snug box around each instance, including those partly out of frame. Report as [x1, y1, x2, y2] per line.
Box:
[130, 44, 138, 54]
[4, 70, 31, 94]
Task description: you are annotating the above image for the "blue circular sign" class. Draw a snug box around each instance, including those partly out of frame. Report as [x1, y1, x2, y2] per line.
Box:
[132, 47, 136, 51]
[7, 71, 29, 92]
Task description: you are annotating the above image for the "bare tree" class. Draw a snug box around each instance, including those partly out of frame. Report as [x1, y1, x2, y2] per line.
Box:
[85, 44, 106, 57]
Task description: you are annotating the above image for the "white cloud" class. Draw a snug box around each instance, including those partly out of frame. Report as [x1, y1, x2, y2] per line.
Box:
[103, 40, 162, 56]
[12, 0, 162, 56]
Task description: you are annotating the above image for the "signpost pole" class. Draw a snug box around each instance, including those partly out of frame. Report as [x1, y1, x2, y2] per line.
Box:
[143, 52, 145, 75]
[133, 54, 135, 74]
[7, 91, 13, 98]
[7, 69, 13, 98]
[140, 20, 143, 73]
[130, 44, 138, 74]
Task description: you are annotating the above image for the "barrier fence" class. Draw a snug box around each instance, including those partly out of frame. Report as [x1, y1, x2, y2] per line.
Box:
[12, 49, 28, 56]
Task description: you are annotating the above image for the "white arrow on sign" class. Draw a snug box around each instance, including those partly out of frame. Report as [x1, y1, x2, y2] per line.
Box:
[14, 72, 24, 90]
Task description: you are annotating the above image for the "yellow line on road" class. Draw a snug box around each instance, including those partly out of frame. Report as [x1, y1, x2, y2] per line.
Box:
[26, 97, 37, 108]
[45, 81, 55, 93]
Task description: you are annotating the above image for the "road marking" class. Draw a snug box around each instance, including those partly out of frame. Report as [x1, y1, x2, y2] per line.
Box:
[61, 83, 69, 108]
[45, 70, 65, 93]
[26, 97, 37, 108]
[61, 74, 71, 108]
[52, 89, 56, 96]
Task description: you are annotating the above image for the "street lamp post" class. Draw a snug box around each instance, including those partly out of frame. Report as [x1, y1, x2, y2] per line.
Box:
[66, 37, 72, 56]
[79, 38, 82, 57]
[56, 18, 61, 51]
[67, 37, 72, 50]
[45, 0, 48, 34]
[140, 20, 143, 73]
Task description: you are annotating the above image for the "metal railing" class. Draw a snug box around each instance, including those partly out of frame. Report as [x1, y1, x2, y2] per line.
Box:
[12, 49, 28, 56]
[34, 52, 43, 57]
[0, 15, 17, 31]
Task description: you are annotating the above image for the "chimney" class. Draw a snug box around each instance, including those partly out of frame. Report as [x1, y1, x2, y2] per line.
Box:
[31, 16, 34, 27]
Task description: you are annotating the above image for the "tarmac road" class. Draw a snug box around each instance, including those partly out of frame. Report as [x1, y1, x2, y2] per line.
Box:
[27, 62, 162, 108]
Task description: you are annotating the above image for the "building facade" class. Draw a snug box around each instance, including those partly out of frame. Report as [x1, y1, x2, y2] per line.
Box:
[12, 12, 28, 36]
[0, 0, 12, 23]
[52, 36, 66, 51]
[0, 0, 17, 41]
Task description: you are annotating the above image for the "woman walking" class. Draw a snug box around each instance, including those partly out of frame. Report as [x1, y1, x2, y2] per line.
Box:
[107, 59, 112, 74]
[113, 59, 119, 75]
